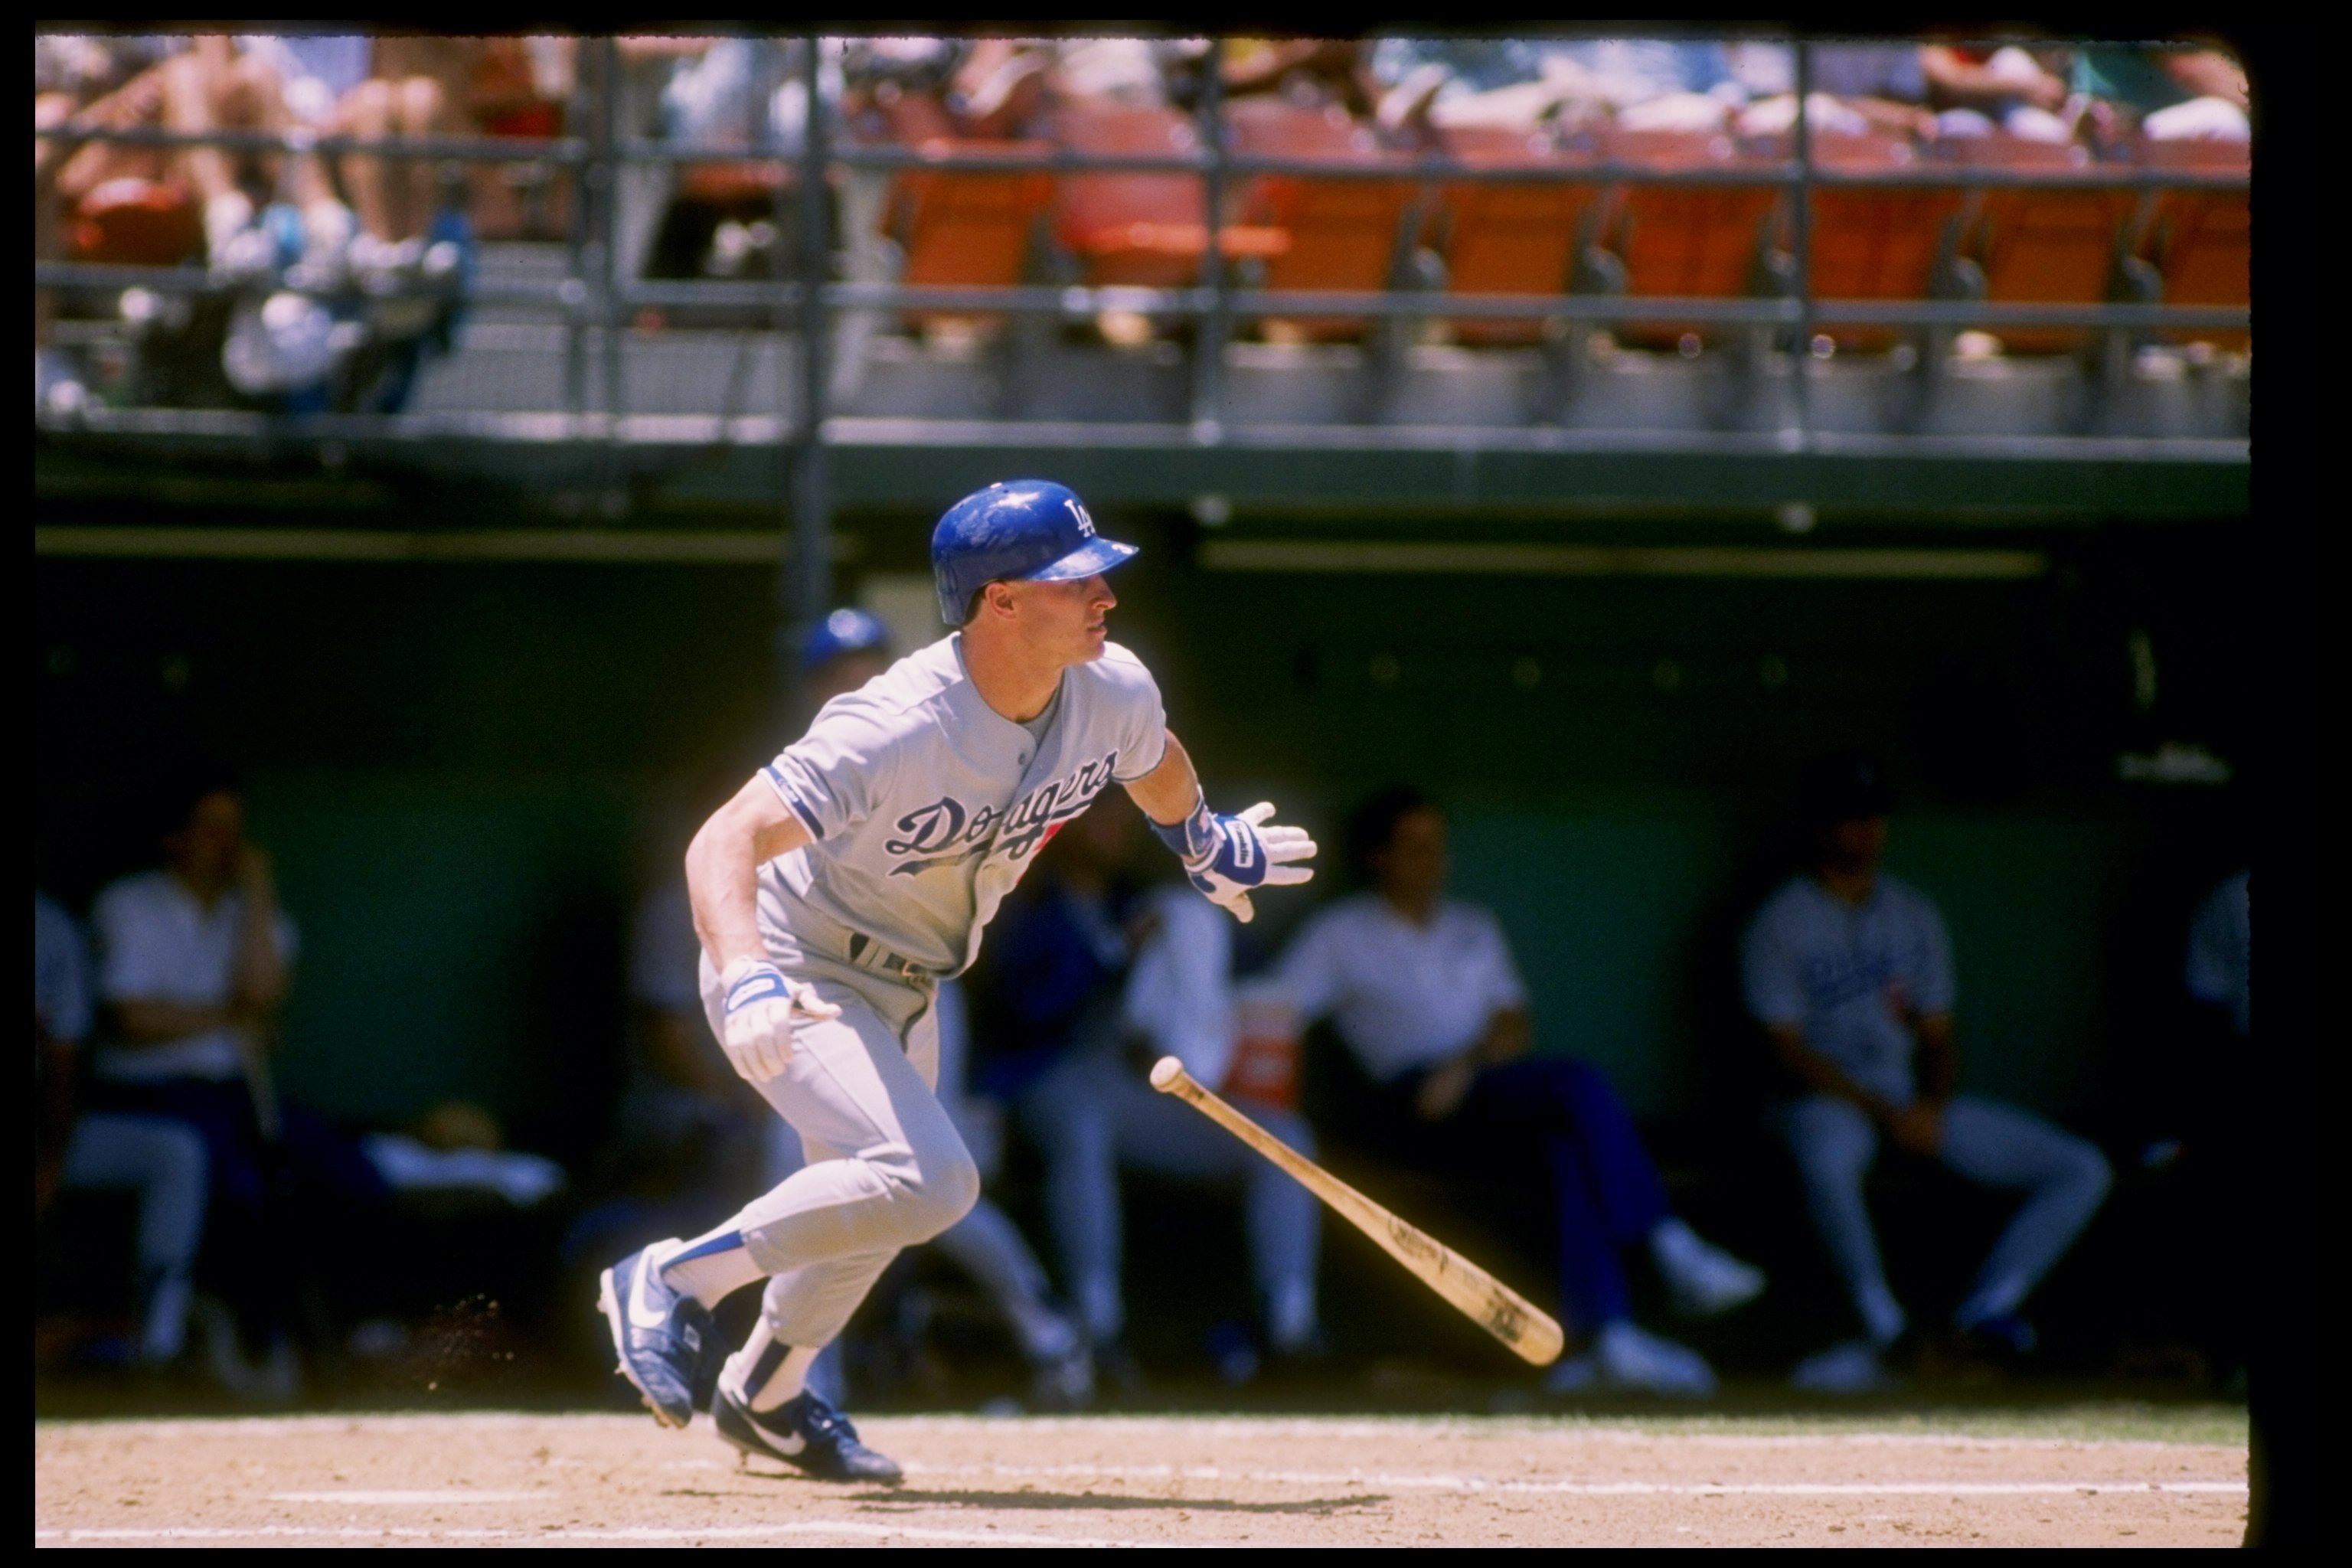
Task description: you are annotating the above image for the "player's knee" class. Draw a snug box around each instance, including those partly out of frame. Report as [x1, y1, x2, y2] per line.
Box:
[2054, 1138, 2113, 1204]
[916, 1145, 982, 1238]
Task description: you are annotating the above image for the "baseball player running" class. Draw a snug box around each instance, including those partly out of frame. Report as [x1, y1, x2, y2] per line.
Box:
[597, 480, 1316, 1481]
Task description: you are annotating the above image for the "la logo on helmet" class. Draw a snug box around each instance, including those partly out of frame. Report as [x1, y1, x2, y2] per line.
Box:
[1064, 498, 1096, 537]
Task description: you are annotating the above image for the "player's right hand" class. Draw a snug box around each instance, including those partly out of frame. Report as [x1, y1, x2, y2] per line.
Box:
[718, 958, 840, 1083]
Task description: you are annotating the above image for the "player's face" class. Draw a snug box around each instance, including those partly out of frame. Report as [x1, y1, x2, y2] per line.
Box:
[1374, 807, 1449, 908]
[1823, 815, 1889, 872]
[1017, 573, 1117, 663]
[165, 789, 245, 883]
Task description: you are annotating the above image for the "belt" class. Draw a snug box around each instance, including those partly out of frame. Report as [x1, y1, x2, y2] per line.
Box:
[844, 930, 929, 982]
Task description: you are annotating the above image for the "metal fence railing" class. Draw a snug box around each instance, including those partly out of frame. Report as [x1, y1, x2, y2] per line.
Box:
[35, 35, 2253, 662]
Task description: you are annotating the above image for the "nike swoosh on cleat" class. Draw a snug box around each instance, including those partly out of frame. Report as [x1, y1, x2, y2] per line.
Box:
[628, 1253, 674, 1331]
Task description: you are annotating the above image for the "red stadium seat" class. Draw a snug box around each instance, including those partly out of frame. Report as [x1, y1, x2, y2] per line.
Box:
[1427, 126, 1602, 346]
[881, 138, 1056, 333]
[1051, 103, 1285, 289]
[1594, 128, 1787, 348]
[2129, 136, 2249, 350]
[1943, 135, 2136, 354]
[69, 176, 202, 266]
[1226, 99, 1416, 341]
[1798, 132, 1965, 351]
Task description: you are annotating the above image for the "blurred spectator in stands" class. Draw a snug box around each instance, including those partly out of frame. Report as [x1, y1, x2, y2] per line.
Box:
[1374, 35, 1750, 139]
[1277, 786, 1764, 1397]
[2072, 41, 2249, 145]
[944, 37, 1189, 136]
[1727, 44, 1941, 139]
[89, 760, 388, 1396]
[37, 890, 209, 1369]
[1743, 750, 2113, 1393]
[989, 794, 1324, 1383]
[1918, 39, 2076, 142]
[38, 35, 342, 270]
[1218, 38, 1379, 118]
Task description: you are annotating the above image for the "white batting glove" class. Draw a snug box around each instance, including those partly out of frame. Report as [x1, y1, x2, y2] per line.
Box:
[1153, 797, 1318, 924]
[718, 958, 840, 1083]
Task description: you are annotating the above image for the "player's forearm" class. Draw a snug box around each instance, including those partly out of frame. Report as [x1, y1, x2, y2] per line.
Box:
[113, 999, 234, 1044]
[1911, 1015, 1959, 1102]
[686, 821, 772, 971]
[686, 782, 812, 970]
[1124, 729, 1201, 825]
[1475, 1007, 1531, 1066]
[1769, 1026, 1899, 1120]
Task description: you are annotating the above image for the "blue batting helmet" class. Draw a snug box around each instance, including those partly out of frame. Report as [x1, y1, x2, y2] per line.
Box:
[929, 479, 1138, 625]
[800, 607, 890, 671]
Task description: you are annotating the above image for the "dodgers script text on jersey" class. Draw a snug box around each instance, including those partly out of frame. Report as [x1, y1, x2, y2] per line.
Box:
[756, 634, 1168, 976]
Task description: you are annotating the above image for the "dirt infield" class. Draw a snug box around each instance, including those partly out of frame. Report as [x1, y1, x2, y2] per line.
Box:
[35, 1410, 2246, 1547]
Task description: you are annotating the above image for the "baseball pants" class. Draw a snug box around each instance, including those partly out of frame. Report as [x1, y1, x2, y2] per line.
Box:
[698, 934, 980, 1351]
[1772, 1093, 2112, 1330]
[1019, 1048, 1321, 1346]
[59, 1112, 211, 1361]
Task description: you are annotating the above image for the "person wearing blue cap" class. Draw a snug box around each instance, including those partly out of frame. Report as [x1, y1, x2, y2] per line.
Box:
[799, 607, 893, 705]
[596, 481, 1317, 1478]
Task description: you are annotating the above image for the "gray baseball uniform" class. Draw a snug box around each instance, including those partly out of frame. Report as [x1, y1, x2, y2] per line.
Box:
[694, 632, 1169, 1351]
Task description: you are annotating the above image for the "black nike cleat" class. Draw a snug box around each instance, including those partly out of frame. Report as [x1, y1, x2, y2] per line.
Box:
[713, 1386, 904, 1483]
[597, 1242, 717, 1429]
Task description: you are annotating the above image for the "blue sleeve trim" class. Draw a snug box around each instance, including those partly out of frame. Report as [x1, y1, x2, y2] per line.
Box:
[762, 764, 826, 841]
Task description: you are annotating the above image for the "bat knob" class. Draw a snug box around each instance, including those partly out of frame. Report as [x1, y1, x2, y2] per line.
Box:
[1148, 1056, 1186, 1093]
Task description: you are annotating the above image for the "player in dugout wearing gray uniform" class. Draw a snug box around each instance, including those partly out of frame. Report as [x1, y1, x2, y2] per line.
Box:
[596, 482, 1316, 1480]
[1741, 750, 2113, 1393]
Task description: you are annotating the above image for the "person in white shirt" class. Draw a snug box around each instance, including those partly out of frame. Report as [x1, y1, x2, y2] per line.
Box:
[90, 763, 387, 1387]
[1008, 796, 1324, 1378]
[1276, 786, 1762, 1397]
[37, 890, 208, 1367]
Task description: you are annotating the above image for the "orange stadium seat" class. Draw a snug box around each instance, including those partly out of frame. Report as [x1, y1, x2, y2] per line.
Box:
[881, 138, 1055, 333]
[1051, 103, 1285, 289]
[1225, 99, 1416, 341]
[1944, 135, 2137, 354]
[1594, 127, 1787, 348]
[2130, 136, 2249, 351]
[1798, 132, 1966, 351]
[1427, 126, 1602, 346]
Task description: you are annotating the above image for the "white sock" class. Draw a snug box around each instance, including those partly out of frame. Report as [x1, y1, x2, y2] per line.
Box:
[1267, 1279, 1318, 1353]
[1076, 1276, 1122, 1345]
[724, 1321, 822, 1413]
[1649, 1217, 1703, 1269]
[657, 1227, 764, 1310]
[1857, 1282, 1907, 1347]
[141, 1274, 191, 1364]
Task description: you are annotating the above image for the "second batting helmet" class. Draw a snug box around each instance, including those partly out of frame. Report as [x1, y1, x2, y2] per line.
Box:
[800, 606, 890, 671]
[929, 479, 1138, 625]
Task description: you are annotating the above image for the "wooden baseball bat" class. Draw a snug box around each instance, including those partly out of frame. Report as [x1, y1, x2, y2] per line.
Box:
[1148, 1056, 1566, 1367]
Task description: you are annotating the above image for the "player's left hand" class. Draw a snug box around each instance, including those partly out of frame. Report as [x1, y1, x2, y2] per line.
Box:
[1166, 799, 1317, 924]
[718, 958, 841, 1083]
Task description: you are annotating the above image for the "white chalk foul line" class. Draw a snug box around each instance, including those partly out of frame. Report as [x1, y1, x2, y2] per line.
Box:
[36, 1521, 1151, 1547]
[900, 1462, 2246, 1498]
[267, 1491, 542, 1504]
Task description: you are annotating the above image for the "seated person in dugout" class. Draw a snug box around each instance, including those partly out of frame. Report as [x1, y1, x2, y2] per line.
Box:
[990, 794, 1324, 1381]
[1742, 750, 2114, 1393]
[89, 760, 388, 1389]
[38, 888, 210, 1370]
[1274, 786, 1764, 1397]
